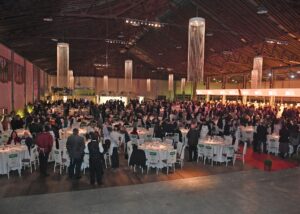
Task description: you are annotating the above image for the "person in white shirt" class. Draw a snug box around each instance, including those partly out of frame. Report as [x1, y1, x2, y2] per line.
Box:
[109, 126, 122, 169]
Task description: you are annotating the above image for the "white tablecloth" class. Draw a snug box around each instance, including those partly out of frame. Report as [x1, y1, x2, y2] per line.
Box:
[0, 145, 29, 174]
[201, 138, 227, 163]
[139, 141, 173, 167]
[127, 128, 152, 140]
[240, 126, 255, 142]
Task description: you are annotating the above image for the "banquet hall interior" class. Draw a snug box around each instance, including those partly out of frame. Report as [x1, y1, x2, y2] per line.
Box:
[0, 0, 300, 213]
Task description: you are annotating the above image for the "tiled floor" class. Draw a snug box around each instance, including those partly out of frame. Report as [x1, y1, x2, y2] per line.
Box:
[1, 168, 300, 214]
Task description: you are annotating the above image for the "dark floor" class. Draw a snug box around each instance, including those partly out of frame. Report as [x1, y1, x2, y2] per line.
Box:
[0, 148, 254, 198]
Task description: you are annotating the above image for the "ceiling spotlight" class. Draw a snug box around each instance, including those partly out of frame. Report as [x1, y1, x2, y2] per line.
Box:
[176, 45, 182, 49]
[51, 38, 58, 42]
[268, 73, 272, 77]
[241, 38, 247, 43]
[206, 33, 214, 37]
[43, 17, 53, 22]
[290, 74, 295, 79]
[257, 5, 268, 14]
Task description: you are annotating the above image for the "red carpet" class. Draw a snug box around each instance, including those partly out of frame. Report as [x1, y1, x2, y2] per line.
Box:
[244, 147, 299, 171]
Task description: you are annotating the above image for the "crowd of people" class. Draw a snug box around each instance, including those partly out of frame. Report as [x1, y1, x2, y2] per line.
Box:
[0, 99, 300, 184]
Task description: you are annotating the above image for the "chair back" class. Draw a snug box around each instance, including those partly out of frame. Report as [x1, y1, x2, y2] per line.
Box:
[53, 149, 62, 163]
[179, 145, 186, 160]
[152, 138, 162, 142]
[30, 147, 37, 161]
[176, 142, 183, 155]
[223, 145, 235, 158]
[165, 138, 173, 145]
[173, 133, 180, 143]
[146, 150, 160, 164]
[204, 145, 213, 157]
[144, 134, 152, 142]
[167, 150, 177, 164]
[137, 138, 145, 145]
[197, 144, 205, 154]
[130, 134, 138, 143]
[59, 139, 67, 150]
[7, 153, 20, 168]
[224, 136, 232, 145]
[148, 128, 154, 136]
[127, 141, 133, 156]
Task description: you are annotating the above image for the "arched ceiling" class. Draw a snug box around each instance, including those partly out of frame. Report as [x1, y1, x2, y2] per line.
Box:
[0, 0, 300, 80]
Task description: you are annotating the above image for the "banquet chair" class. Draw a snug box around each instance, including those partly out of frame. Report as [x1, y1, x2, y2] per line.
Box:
[127, 141, 133, 166]
[224, 136, 233, 145]
[144, 134, 152, 142]
[222, 146, 235, 166]
[146, 150, 160, 174]
[130, 134, 138, 143]
[137, 138, 144, 146]
[82, 153, 89, 174]
[197, 144, 205, 162]
[58, 139, 67, 150]
[62, 148, 70, 172]
[148, 128, 154, 137]
[176, 144, 186, 169]
[152, 138, 162, 142]
[53, 149, 66, 175]
[203, 145, 214, 166]
[163, 150, 177, 175]
[176, 142, 183, 156]
[7, 153, 22, 179]
[103, 139, 111, 168]
[22, 146, 37, 173]
[233, 142, 247, 165]
[165, 138, 173, 145]
[267, 139, 279, 156]
[173, 133, 180, 143]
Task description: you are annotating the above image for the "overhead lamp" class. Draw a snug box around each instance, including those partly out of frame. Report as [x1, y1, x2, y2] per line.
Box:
[223, 50, 233, 55]
[176, 45, 182, 49]
[241, 38, 247, 43]
[265, 38, 288, 45]
[257, 5, 268, 14]
[290, 74, 295, 79]
[51, 38, 58, 42]
[125, 18, 164, 28]
[268, 72, 272, 77]
[206, 32, 214, 37]
[43, 17, 53, 22]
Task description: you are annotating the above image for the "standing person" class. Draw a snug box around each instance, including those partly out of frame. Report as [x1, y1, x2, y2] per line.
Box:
[279, 123, 290, 159]
[88, 132, 104, 185]
[66, 128, 85, 179]
[35, 126, 53, 176]
[187, 121, 200, 162]
[256, 120, 268, 153]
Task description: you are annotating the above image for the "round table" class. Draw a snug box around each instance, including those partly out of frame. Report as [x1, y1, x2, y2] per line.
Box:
[0, 145, 29, 174]
[127, 128, 152, 140]
[201, 138, 227, 163]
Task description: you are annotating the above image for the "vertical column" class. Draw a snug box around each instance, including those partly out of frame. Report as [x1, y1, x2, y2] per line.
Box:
[242, 74, 248, 104]
[24, 59, 27, 105]
[168, 74, 174, 101]
[11, 51, 14, 111]
[124, 60, 133, 94]
[205, 76, 210, 102]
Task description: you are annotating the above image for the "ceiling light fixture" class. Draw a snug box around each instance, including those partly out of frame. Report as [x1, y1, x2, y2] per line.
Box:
[43, 17, 53, 22]
[125, 18, 164, 28]
[265, 38, 288, 45]
[257, 5, 268, 14]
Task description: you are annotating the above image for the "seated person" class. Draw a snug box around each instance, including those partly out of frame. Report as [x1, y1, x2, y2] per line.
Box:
[7, 130, 21, 145]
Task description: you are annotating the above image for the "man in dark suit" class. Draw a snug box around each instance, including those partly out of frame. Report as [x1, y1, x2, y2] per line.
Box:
[187, 121, 200, 161]
[256, 120, 268, 153]
[66, 128, 85, 179]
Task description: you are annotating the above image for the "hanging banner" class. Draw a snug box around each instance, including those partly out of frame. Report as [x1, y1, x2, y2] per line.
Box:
[103, 75, 108, 91]
[181, 78, 186, 93]
[57, 43, 69, 88]
[252, 56, 263, 88]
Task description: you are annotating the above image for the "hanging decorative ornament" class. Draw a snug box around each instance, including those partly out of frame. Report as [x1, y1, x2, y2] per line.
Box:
[181, 78, 186, 93]
[251, 69, 258, 89]
[252, 56, 263, 88]
[68, 70, 74, 89]
[124, 60, 133, 92]
[146, 78, 151, 92]
[168, 74, 174, 91]
[103, 75, 108, 92]
[187, 17, 205, 83]
[57, 43, 69, 88]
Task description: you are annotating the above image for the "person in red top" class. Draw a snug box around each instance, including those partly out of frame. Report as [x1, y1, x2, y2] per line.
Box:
[35, 125, 53, 176]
